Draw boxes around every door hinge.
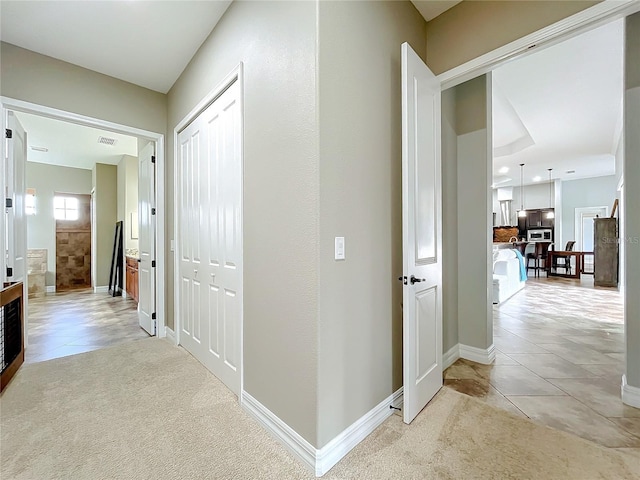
[5,198,12,208]
[152,312,157,320]
[151,207,156,215]
[6,267,13,277]
[5,129,12,139]
[151,155,156,164]
[151,260,156,267]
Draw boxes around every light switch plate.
[335,237,345,260]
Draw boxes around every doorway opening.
[2,97,166,364]
[443,17,629,451]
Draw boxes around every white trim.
[316,388,403,476]
[459,343,496,365]
[242,387,403,477]
[241,391,316,475]
[622,375,640,408]
[155,135,166,338]
[1,96,166,341]
[174,65,243,134]
[0,97,160,140]
[436,0,640,90]
[93,286,110,293]
[173,63,244,392]
[45,286,56,294]
[443,344,460,369]
[164,327,177,346]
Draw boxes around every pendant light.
[547,168,555,219]
[518,163,526,217]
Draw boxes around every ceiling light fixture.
[547,168,555,219]
[532,176,542,182]
[518,163,526,218]
[30,146,48,152]
[499,166,509,174]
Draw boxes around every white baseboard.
[622,375,640,408]
[93,286,109,293]
[45,286,56,293]
[316,387,403,476]
[242,387,404,477]
[165,327,177,345]
[443,344,460,369]
[241,391,316,474]
[459,343,496,365]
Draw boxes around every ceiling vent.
[97,136,117,146]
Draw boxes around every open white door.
[401,43,443,424]
[138,142,156,335]
[5,111,28,345]
[6,112,27,286]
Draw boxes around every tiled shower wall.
[56,193,91,290]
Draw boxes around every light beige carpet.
[1,338,638,479]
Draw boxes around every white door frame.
[172,63,244,397]
[575,205,609,253]
[437,0,640,90]
[0,96,167,339]
[430,0,639,365]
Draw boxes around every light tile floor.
[25,289,149,364]
[445,276,640,457]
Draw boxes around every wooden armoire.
[594,217,618,287]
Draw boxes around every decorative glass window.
[26,188,36,215]
[54,196,79,221]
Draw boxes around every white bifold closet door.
[177,81,242,396]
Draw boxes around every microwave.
[528,229,552,241]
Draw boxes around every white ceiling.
[492,19,624,188]
[15,112,138,170]
[0,0,232,93]
[1,1,624,183]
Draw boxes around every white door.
[177,81,242,395]
[5,111,28,345]
[138,142,156,335]
[401,43,443,424]
[6,112,27,286]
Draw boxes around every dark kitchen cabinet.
[517,209,555,238]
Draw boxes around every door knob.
[410,275,425,285]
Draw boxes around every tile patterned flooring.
[25,289,149,364]
[445,276,640,458]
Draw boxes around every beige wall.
[117,154,139,293]
[316,0,426,447]
[425,1,599,74]
[93,163,118,287]
[123,155,139,252]
[26,162,92,286]
[0,42,166,135]
[441,88,459,353]
[624,12,640,390]
[455,75,493,350]
[167,0,320,445]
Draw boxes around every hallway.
[445,277,640,458]
[25,289,149,364]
